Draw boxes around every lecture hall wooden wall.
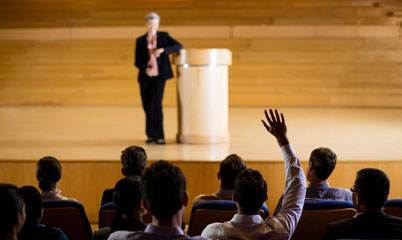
[0,0,402,107]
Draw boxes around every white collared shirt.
[201,144,307,240]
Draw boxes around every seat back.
[42,200,92,240]
[99,202,152,229]
[290,199,356,240]
[384,199,402,218]
[187,200,268,236]
[99,202,117,229]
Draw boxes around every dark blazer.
[324,211,402,239]
[100,188,114,207]
[135,31,182,81]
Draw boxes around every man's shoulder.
[21,225,68,240]
[306,186,352,201]
[201,222,224,239]
[192,193,225,205]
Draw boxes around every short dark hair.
[121,146,147,176]
[36,156,62,191]
[19,186,42,229]
[309,147,337,180]
[220,154,247,189]
[353,168,390,209]
[0,183,24,236]
[141,160,186,221]
[113,176,142,216]
[234,169,267,215]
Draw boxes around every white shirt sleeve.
[265,144,307,236]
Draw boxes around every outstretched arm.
[262,109,306,237]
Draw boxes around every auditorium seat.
[41,200,92,240]
[290,199,356,240]
[99,202,117,229]
[98,201,153,229]
[384,199,402,218]
[187,200,269,236]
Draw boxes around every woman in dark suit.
[135,12,182,145]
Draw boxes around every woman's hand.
[153,48,164,57]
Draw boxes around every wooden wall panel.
[1,37,401,107]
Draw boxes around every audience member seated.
[192,154,246,206]
[0,183,26,240]
[36,156,76,201]
[108,160,208,240]
[305,147,352,201]
[101,146,147,206]
[93,176,146,240]
[274,147,352,215]
[201,109,307,240]
[17,186,69,240]
[324,168,402,239]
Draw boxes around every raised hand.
[261,109,289,146]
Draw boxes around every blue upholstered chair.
[98,201,152,229]
[384,199,402,218]
[98,202,118,229]
[290,199,356,240]
[187,200,269,236]
[41,200,92,240]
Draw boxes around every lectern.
[175,49,232,144]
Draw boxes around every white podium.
[175,49,232,144]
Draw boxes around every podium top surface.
[174,49,232,66]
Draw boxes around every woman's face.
[146,19,159,35]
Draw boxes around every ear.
[232,193,237,203]
[357,193,365,206]
[183,192,189,207]
[217,171,221,180]
[142,198,150,211]
[264,193,268,202]
[121,168,125,176]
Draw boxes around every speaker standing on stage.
[135,12,182,145]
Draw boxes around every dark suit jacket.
[100,188,114,207]
[324,211,402,239]
[135,31,182,81]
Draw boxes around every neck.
[309,178,328,184]
[219,186,233,191]
[357,205,383,214]
[151,208,183,228]
[148,31,156,37]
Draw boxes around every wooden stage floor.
[1,105,402,162]
[1,105,402,223]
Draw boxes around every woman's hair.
[0,183,24,236]
[36,156,62,191]
[145,12,160,22]
[113,176,142,216]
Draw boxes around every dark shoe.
[145,138,155,143]
[155,139,166,145]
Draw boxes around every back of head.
[36,156,62,191]
[121,146,147,176]
[141,160,186,221]
[353,168,390,209]
[19,186,42,229]
[219,154,247,189]
[309,147,337,180]
[234,169,267,215]
[0,183,24,236]
[113,176,142,216]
